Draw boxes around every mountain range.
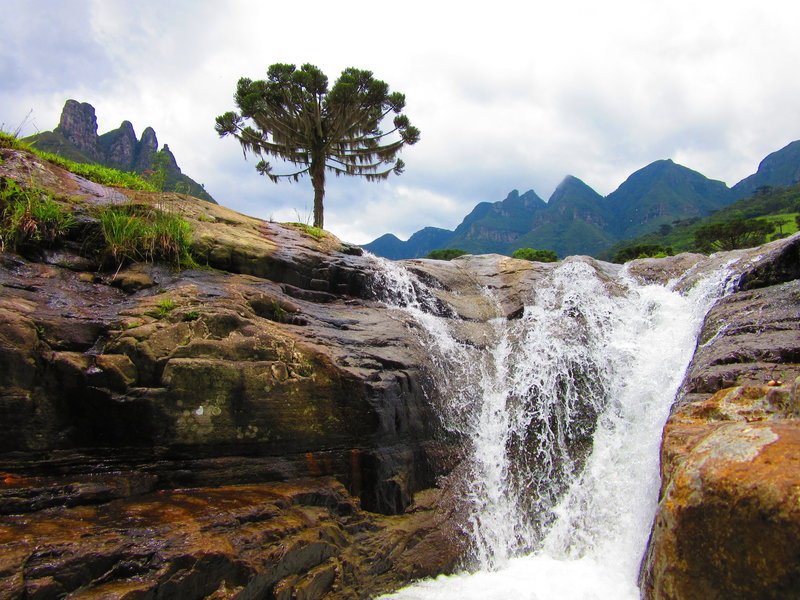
[24,100,216,203]
[364,140,800,259]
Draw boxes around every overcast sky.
[3,0,800,244]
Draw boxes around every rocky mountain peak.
[548,175,599,205]
[54,99,99,159]
[161,144,181,173]
[140,126,158,151]
[134,126,159,172]
[102,120,138,171]
[732,140,800,199]
[28,100,217,203]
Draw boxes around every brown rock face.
[0,150,469,597]
[54,99,100,160]
[103,120,139,171]
[0,224,445,517]
[640,259,800,599]
[4,147,800,598]
[0,478,463,599]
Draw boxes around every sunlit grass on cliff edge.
[0,130,157,192]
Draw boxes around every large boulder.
[640,236,800,600]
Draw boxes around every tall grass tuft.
[0,177,75,251]
[98,204,195,269]
[100,207,149,264]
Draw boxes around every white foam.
[374,258,731,599]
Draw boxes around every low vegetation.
[1,131,156,191]
[693,219,774,252]
[2,132,196,270]
[511,248,558,262]
[606,183,800,262]
[99,203,194,269]
[425,248,468,260]
[285,222,327,239]
[145,298,177,319]
[613,244,673,263]
[0,177,76,252]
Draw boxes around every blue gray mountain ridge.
[363,140,800,259]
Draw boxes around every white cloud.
[3,0,800,244]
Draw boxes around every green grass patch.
[0,131,156,191]
[145,298,177,319]
[0,131,20,149]
[761,213,799,239]
[0,177,76,251]
[285,222,327,239]
[99,203,195,269]
[37,150,157,191]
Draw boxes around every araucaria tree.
[215,63,420,229]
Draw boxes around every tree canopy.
[215,63,420,229]
[425,248,468,260]
[693,218,775,252]
[511,248,558,262]
[613,243,673,263]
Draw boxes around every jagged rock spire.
[54,99,100,159]
[104,120,138,171]
[134,127,159,171]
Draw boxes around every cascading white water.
[373,256,732,600]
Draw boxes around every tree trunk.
[310,159,325,229]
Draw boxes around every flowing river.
[374,257,732,600]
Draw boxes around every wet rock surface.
[0,478,464,600]
[0,150,468,598]
[0,241,448,513]
[3,149,800,599]
[640,236,800,600]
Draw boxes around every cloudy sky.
[3,0,800,244]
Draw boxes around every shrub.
[613,244,674,263]
[512,248,558,262]
[693,219,774,252]
[425,248,468,260]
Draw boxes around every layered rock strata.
[0,148,467,598]
[2,144,800,599]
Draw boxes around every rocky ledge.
[639,238,800,599]
[0,148,469,599]
[2,145,800,599]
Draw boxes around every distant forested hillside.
[363,140,800,260]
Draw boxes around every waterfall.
[373,256,732,600]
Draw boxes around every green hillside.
[601,183,800,261]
